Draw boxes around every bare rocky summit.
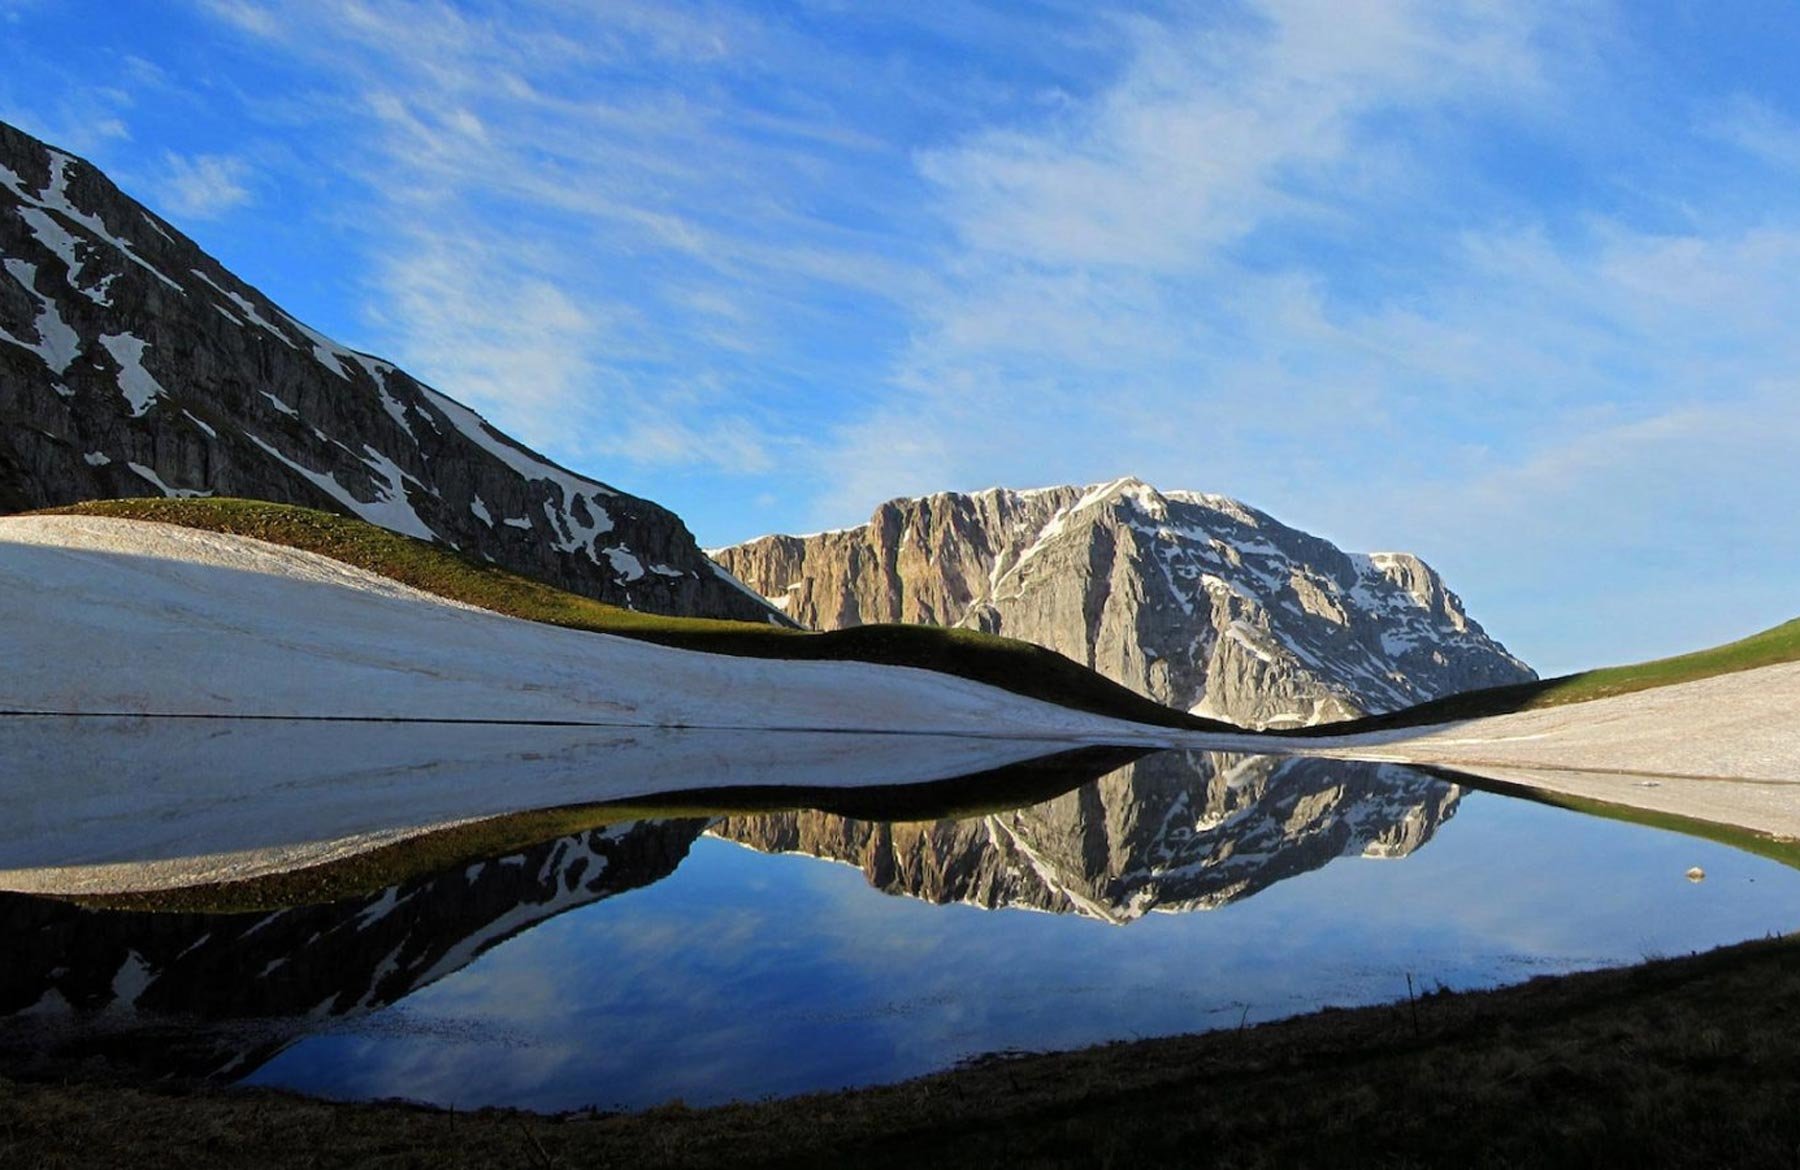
[713,478,1533,727]
[0,120,777,622]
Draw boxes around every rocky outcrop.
[713,479,1533,727]
[0,120,778,622]
[712,754,1460,922]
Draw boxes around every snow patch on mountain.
[97,333,165,416]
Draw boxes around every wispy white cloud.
[194,0,925,480]
[170,0,1800,667]
[822,0,1570,508]
[0,88,132,157]
[918,1,1549,271]
[154,151,254,219]
[1706,93,1800,172]
[797,1,1800,668]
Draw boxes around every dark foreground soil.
[5,933,1800,1169]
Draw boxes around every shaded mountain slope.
[0,119,774,621]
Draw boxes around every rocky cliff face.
[0,818,707,1079]
[0,120,778,622]
[713,479,1533,727]
[712,755,1459,922]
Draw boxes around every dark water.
[2,748,1795,1112]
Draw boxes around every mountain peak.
[713,481,1532,728]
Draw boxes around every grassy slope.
[35,498,1232,734]
[1300,615,1800,735]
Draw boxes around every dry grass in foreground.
[4,931,1800,1168]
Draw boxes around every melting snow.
[10,204,113,305]
[0,516,1217,893]
[420,388,619,556]
[1,259,81,373]
[189,269,295,347]
[8,152,184,293]
[280,310,352,380]
[127,463,212,498]
[605,547,646,581]
[108,950,154,1011]
[353,355,414,433]
[98,333,167,416]
[422,388,611,497]
[140,212,176,244]
[247,435,429,540]
[259,391,299,418]
[355,447,437,541]
[1224,621,1278,665]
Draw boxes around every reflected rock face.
[712,756,1459,923]
[0,818,705,1077]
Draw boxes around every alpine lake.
[3,730,1797,1115]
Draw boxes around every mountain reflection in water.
[2,745,1795,1113]
[713,753,1458,922]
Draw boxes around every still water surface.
[4,748,1795,1111]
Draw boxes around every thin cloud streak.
[155,151,254,219]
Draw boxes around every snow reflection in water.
[2,742,1796,1112]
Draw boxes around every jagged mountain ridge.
[0,120,777,621]
[712,754,1460,923]
[713,478,1534,727]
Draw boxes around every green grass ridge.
[1302,614,1800,734]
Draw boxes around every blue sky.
[3,0,1797,673]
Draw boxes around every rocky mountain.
[0,120,777,621]
[0,818,707,1080]
[712,754,1460,923]
[713,478,1533,727]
